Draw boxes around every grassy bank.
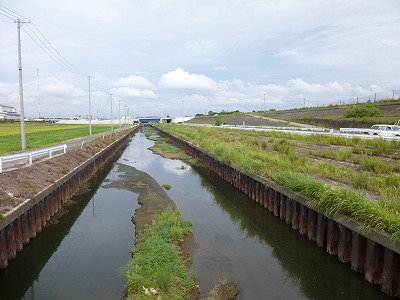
[156,124,400,241]
[0,123,113,154]
[124,207,196,300]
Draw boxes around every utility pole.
[37,68,40,118]
[393,90,395,99]
[88,76,92,135]
[181,100,184,124]
[118,100,121,128]
[110,93,113,132]
[127,107,130,124]
[15,18,30,150]
[304,98,306,108]
[263,93,266,112]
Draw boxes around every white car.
[368,124,400,136]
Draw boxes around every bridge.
[137,117,172,123]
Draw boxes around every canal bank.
[155,126,400,297]
[0,126,393,299]
[0,126,138,269]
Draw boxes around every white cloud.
[114,75,155,90]
[159,68,218,91]
[110,87,157,99]
[131,50,149,60]
[1,0,399,117]
[274,50,304,59]
[214,66,227,71]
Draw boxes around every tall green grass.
[157,124,400,241]
[124,208,195,300]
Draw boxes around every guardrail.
[339,128,370,134]
[0,144,67,173]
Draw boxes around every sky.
[0,0,399,119]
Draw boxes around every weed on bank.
[124,208,195,300]
[156,124,400,241]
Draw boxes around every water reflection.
[0,161,139,300]
[0,164,113,300]
[193,165,390,300]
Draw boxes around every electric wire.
[21,26,85,77]
[91,77,109,96]
[1,4,87,78]
[29,22,86,77]
[0,4,30,21]
[0,10,15,20]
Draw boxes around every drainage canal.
[0,127,392,299]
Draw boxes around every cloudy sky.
[0,0,399,119]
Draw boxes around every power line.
[0,10,15,20]
[91,77,109,95]
[0,4,30,21]
[21,26,85,77]
[1,4,87,78]
[29,22,86,77]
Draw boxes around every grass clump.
[204,279,239,300]
[162,184,172,190]
[124,207,195,300]
[152,143,181,153]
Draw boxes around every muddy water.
[0,127,391,299]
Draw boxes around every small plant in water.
[162,184,172,190]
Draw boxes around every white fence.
[0,144,67,173]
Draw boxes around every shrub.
[342,106,381,118]
[215,119,228,126]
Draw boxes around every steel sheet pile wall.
[0,127,138,269]
[157,128,400,297]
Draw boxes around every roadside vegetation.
[156,124,400,241]
[124,207,196,300]
[254,99,400,128]
[0,123,115,154]
[215,119,228,126]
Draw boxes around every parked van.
[368,124,400,136]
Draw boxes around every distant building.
[0,104,20,121]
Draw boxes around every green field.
[0,122,112,155]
